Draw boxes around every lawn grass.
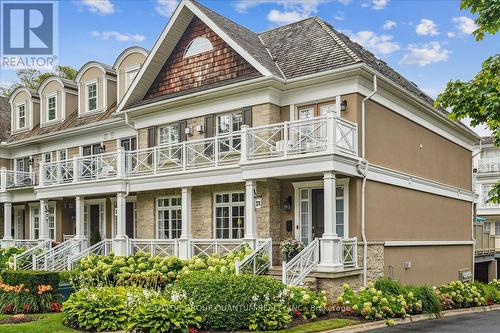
[0,313,78,333]
[261,318,359,333]
[0,313,358,333]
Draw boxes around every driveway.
[367,310,500,332]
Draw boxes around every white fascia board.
[384,240,474,246]
[35,180,127,199]
[367,163,474,202]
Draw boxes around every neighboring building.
[473,136,500,282]
[0,0,478,292]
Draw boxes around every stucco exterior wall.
[117,52,147,102]
[78,67,105,114]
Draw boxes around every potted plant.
[280,239,305,261]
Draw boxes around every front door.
[311,189,324,239]
[89,205,100,244]
[125,202,135,238]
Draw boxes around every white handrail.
[341,237,358,268]
[13,240,52,270]
[5,170,35,188]
[68,239,113,269]
[282,238,319,286]
[189,239,246,257]
[129,238,177,257]
[235,238,272,275]
[34,239,86,271]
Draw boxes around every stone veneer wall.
[357,242,385,283]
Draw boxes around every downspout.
[360,75,377,286]
[471,139,483,281]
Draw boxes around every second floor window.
[482,185,493,205]
[47,96,56,121]
[87,83,97,112]
[158,124,180,160]
[217,111,242,151]
[17,104,26,129]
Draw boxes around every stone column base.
[112,238,128,256]
[177,238,190,259]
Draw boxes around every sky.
[1,0,498,136]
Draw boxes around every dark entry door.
[89,204,100,243]
[125,202,134,238]
[311,189,324,239]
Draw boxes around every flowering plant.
[280,239,305,256]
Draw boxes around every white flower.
[252,295,259,302]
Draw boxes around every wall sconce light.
[283,196,292,211]
[28,158,34,166]
[100,143,106,153]
[340,100,348,112]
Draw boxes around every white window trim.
[183,37,213,58]
[85,80,98,113]
[15,102,27,130]
[28,202,56,240]
[124,64,141,91]
[57,148,68,161]
[46,92,57,123]
[213,191,245,239]
[156,196,182,239]
[292,178,349,243]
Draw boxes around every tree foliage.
[461,0,500,41]
[435,55,500,142]
[0,65,78,97]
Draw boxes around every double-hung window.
[217,111,242,152]
[87,83,97,112]
[47,95,56,121]
[156,197,182,239]
[214,192,245,239]
[495,221,500,236]
[482,184,493,206]
[158,124,180,160]
[125,66,140,90]
[17,104,26,129]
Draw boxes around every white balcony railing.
[0,169,35,190]
[38,115,358,186]
[476,157,500,173]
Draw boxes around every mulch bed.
[0,314,41,325]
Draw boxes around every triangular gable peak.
[118,0,273,111]
[144,16,260,102]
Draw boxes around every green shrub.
[63,286,159,331]
[286,286,329,319]
[174,271,287,330]
[0,247,25,270]
[0,270,60,294]
[436,281,486,309]
[407,285,441,314]
[375,279,405,295]
[248,302,292,331]
[128,296,202,333]
[70,248,252,290]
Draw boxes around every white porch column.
[244,180,257,244]
[317,172,342,271]
[112,192,128,256]
[39,199,50,241]
[2,202,13,247]
[74,196,85,239]
[178,187,192,259]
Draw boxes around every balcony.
[475,157,500,173]
[0,169,36,191]
[473,223,495,257]
[39,114,358,187]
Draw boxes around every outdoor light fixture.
[283,196,292,211]
[340,100,348,112]
[100,143,106,153]
[27,157,34,166]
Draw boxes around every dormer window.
[86,82,97,112]
[183,37,213,58]
[47,95,56,121]
[125,65,140,91]
[16,104,26,129]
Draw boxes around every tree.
[435,0,500,202]
[0,65,78,97]
[461,0,500,41]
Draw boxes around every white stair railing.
[13,239,40,249]
[13,240,52,270]
[129,239,177,257]
[33,239,86,271]
[235,238,272,275]
[282,238,319,286]
[189,239,247,257]
[68,239,113,270]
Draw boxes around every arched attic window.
[183,37,213,58]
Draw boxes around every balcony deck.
[38,114,358,188]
